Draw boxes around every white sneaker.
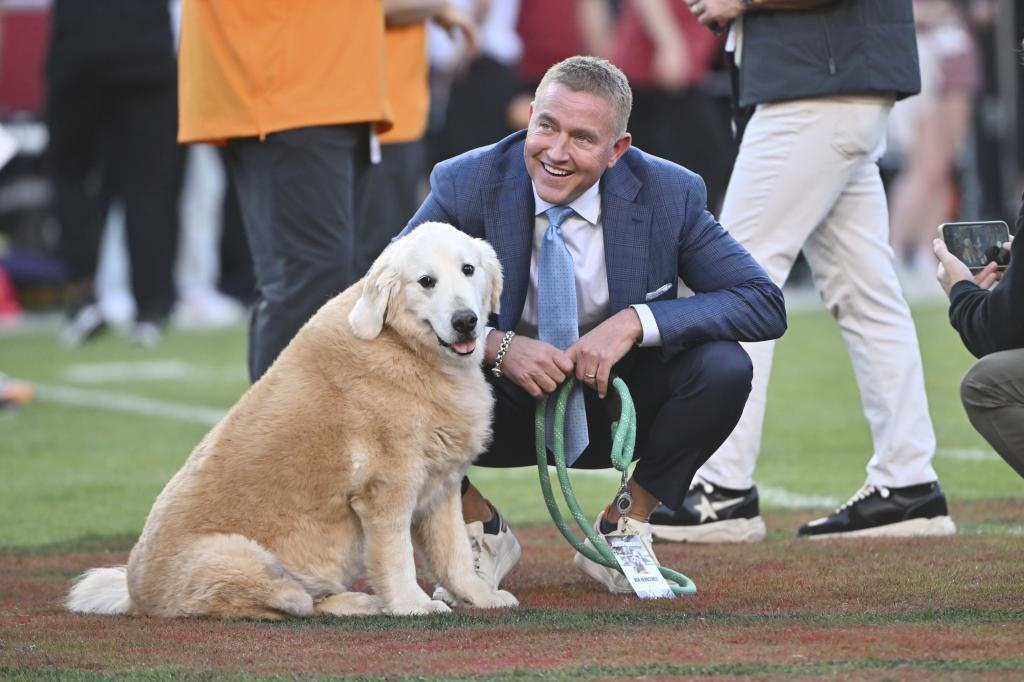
[433,507,521,604]
[128,321,163,347]
[573,512,659,594]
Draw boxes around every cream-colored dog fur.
[67,222,517,619]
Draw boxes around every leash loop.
[535,376,697,596]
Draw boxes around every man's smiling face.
[524,82,631,206]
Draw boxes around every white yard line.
[58,359,243,384]
[33,382,225,426]
[471,467,841,510]
[758,486,839,510]
[936,447,1000,462]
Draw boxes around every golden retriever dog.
[67,222,518,619]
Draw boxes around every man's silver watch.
[740,0,755,8]
[490,330,515,379]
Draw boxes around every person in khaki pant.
[650,0,956,542]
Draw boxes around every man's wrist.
[626,307,643,344]
[484,327,499,363]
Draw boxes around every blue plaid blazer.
[399,131,786,357]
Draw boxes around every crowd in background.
[0,0,1020,342]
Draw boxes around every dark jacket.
[738,0,920,107]
[948,198,1024,358]
[401,131,787,358]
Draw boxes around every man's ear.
[349,250,401,340]
[607,132,632,168]
[478,239,503,317]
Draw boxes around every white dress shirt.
[509,181,662,346]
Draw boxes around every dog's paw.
[421,598,453,614]
[315,592,383,617]
[467,589,518,609]
[384,599,452,616]
[431,585,459,608]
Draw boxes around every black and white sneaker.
[797,482,956,539]
[58,303,107,348]
[649,475,767,543]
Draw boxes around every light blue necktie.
[538,205,589,464]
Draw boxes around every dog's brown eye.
[462,264,475,276]
[418,275,436,289]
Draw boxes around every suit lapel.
[601,161,651,313]
[483,171,534,329]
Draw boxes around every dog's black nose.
[451,309,477,334]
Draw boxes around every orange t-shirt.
[380,22,428,144]
[178,0,393,144]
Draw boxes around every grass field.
[1,302,1022,679]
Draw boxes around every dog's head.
[348,222,503,362]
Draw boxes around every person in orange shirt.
[178,1,393,382]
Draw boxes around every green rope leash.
[535,376,696,596]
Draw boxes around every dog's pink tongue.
[452,339,476,354]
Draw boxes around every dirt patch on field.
[1,502,1022,679]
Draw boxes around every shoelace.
[469,533,495,574]
[835,483,890,513]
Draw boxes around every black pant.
[46,0,181,321]
[355,139,426,276]
[226,124,371,382]
[217,148,255,305]
[628,87,735,214]
[478,340,753,509]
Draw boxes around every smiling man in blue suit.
[398,56,786,595]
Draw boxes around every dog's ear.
[478,239,503,316]
[349,251,401,340]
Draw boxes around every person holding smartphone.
[933,199,1024,478]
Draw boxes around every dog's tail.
[66,566,133,614]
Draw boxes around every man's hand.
[973,260,1004,290]
[500,335,575,399]
[934,238,1010,296]
[688,0,839,27]
[568,308,643,399]
[687,0,746,28]
[433,3,478,54]
[933,237,979,296]
[652,39,691,88]
[974,238,1012,289]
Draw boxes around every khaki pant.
[699,95,937,490]
[961,349,1024,479]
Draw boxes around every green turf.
[1,304,1021,546]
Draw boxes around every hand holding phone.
[938,221,1011,273]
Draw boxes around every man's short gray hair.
[536,56,633,137]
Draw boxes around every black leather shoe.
[649,476,766,543]
[797,482,956,539]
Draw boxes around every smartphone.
[938,220,1011,273]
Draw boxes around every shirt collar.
[531,179,601,226]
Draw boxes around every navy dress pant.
[476,340,753,509]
